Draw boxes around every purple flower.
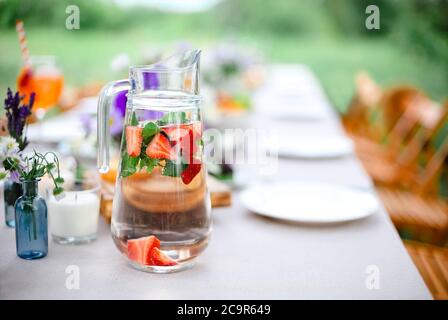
[79,113,93,137]
[114,90,127,117]
[9,170,20,184]
[110,104,124,137]
[4,88,34,150]
[143,72,159,90]
[175,41,193,54]
[143,110,164,120]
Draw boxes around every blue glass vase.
[4,179,23,228]
[14,180,48,260]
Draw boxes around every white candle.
[49,191,100,238]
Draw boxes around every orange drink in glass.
[17,56,63,115]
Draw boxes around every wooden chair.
[344,73,428,163]
[343,72,382,138]
[353,86,429,163]
[404,240,448,300]
[374,102,448,244]
[360,99,446,189]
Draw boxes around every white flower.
[0,137,20,159]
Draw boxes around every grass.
[0,26,446,113]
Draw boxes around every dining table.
[0,64,431,299]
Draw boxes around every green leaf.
[139,156,159,173]
[157,112,187,126]
[53,186,64,196]
[142,122,159,142]
[54,177,65,185]
[131,112,139,126]
[146,159,159,173]
[120,153,139,177]
[162,159,187,177]
[0,171,8,180]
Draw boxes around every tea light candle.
[49,190,100,243]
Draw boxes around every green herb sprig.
[6,150,65,196]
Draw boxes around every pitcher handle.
[97,79,130,173]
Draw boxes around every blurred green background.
[0,0,447,113]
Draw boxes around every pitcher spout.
[130,49,201,95]
[162,48,201,71]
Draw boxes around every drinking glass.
[17,55,64,120]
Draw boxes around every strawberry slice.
[164,123,202,144]
[191,122,202,141]
[146,133,176,160]
[186,122,202,163]
[181,163,202,185]
[163,123,201,163]
[164,126,190,146]
[127,239,144,264]
[180,128,195,163]
[127,235,161,265]
[126,126,143,157]
[143,236,161,265]
[150,247,178,266]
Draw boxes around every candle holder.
[48,176,100,245]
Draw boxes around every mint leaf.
[157,112,187,126]
[131,112,139,126]
[162,159,187,177]
[121,153,139,177]
[145,157,159,173]
[142,122,159,142]
[138,154,159,173]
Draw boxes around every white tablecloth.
[0,65,431,299]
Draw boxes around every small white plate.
[272,136,354,159]
[254,95,328,121]
[240,181,378,223]
[28,116,85,143]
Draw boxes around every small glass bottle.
[4,179,23,228]
[15,179,48,260]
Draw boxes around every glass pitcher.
[97,49,211,273]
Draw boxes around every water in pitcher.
[111,91,211,271]
[97,49,210,272]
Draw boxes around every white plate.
[28,116,85,143]
[240,181,378,223]
[272,136,354,159]
[253,94,328,121]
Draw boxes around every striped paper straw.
[15,19,31,68]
